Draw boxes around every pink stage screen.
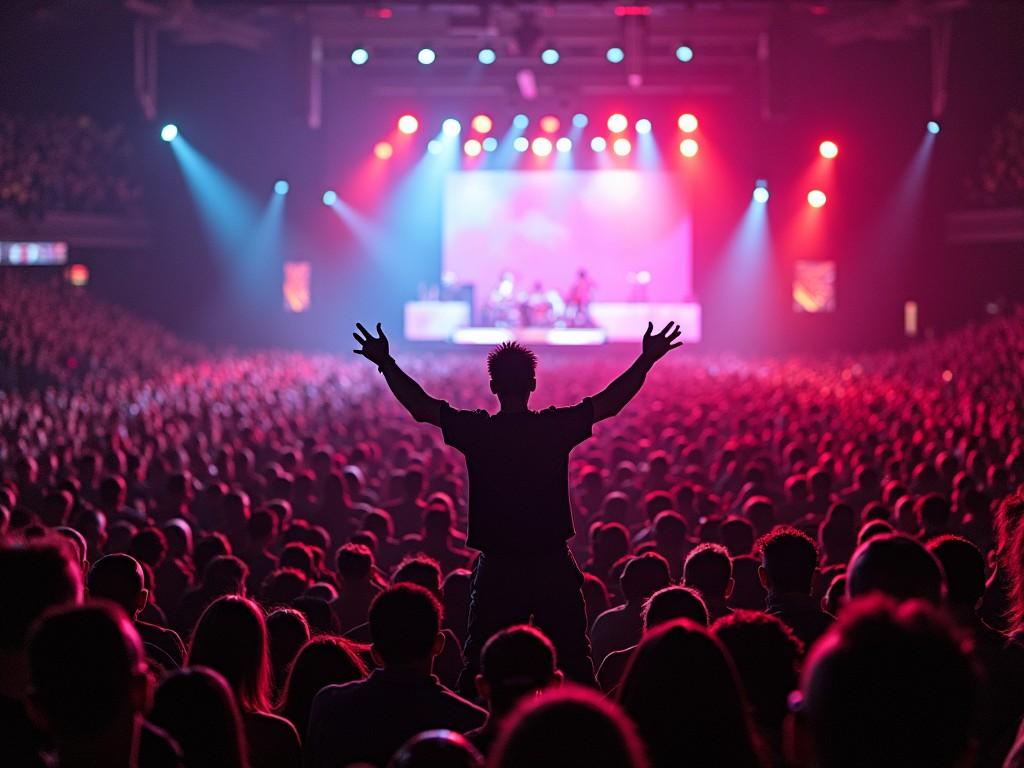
[443,171,693,315]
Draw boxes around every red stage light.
[540,115,561,133]
[374,141,394,160]
[464,139,482,157]
[614,5,652,16]
[679,138,699,157]
[397,115,419,134]
[819,140,838,159]
[677,113,698,133]
[607,113,628,133]
[612,137,632,156]
[471,114,493,134]
[532,137,553,157]
[807,189,827,208]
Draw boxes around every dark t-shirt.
[440,398,594,555]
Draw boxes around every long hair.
[151,666,249,768]
[277,636,367,734]
[188,595,272,713]
[618,620,766,768]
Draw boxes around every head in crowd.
[27,603,148,764]
[757,526,819,596]
[618,620,764,768]
[487,342,538,404]
[794,596,978,768]
[846,533,945,603]
[188,595,273,713]
[477,625,562,716]
[492,685,648,768]
[642,585,709,629]
[926,535,986,615]
[369,584,445,670]
[266,607,311,692]
[278,636,368,734]
[683,543,734,604]
[150,666,248,768]
[388,729,483,768]
[87,553,148,618]
[336,543,375,584]
[621,552,672,606]
[0,539,83,655]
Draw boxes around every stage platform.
[404,301,702,344]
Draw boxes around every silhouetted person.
[757,526,834,649]
[26,602,182,768]
[490,685,649,768]
[352,321,683,693]
[188,596,300,768]
[683,542,734,621]
[790,596,978,768]
[618,620,765,768]
[277,636,367,737]
[330,542,381,634]
[466,624,563,756]
[305,584,486,768]
[590,552,671,667]
[388,729,483,768]
[88,553,186,670]
[845,533,945,603]
[150,666,248,768]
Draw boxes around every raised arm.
[591,322,682,422]
[353,323,443,426]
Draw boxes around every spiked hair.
[487,341,538,395]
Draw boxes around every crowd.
[0,112,144,219]
[967,108,1024,208]
[2,274,1024,767]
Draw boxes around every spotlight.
[675,45,694,62]
[612,137,632,156]
[478,48,496,65]
[679,138,699,157]
[927,120,940,135]
[322,190,338,206]
[753,181,769,204]
[471,114,493,134]
[677,113,698,133]
[482,137,498,152]
[513,114,530,130]
[397,115,419,134]
[591,137,607,153]
[532,137,553,157]
[540,48,560,65]
[635,118,652,135]
[807,189,827,208]
[572,113,589,128]
[442,118,461,136]
[274,180,289,195]
[427,139,443,155]
[606,47,625,64]
[374,141,394,160]
[540,115,561,133]
[417,47,436,65]
[556,137,573,153]
[351,48,369,65]
[607,113,628,133]
[513,136,530,152]
[819,140,839,159]
[464,139,483,157]
[160,124,178,142]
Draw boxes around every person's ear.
[758,565,769,589]
[432,631,445,658]
[724,577,735,600]
[137,588,149,615]
[475,675,490,702]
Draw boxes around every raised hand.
[641,321,683,362]
[353,322,391,366]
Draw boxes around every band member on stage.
[565,269,596,327]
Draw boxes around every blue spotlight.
[478,48,496,65]
[572,113,589,128]
[160,124,178,142]
[513,113,530,130]
[540,48,560,65]
[322,190,338,206]
[927,120,940,135]
[418,47,436,65]
[675,45,694,62]
[442,118,461,136]
[273,180,289,195]
[556,137,573,153]
[753,181,769,204]
[590,136,607,153]
[512,136,529,153]
[427,139,443,155]
[482,136,498,152]
[635,118,652,135]
[351,48,369,65]
[606,47,625,64]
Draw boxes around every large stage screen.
[443,170,693,311]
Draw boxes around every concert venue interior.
[1,2,1024,768]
